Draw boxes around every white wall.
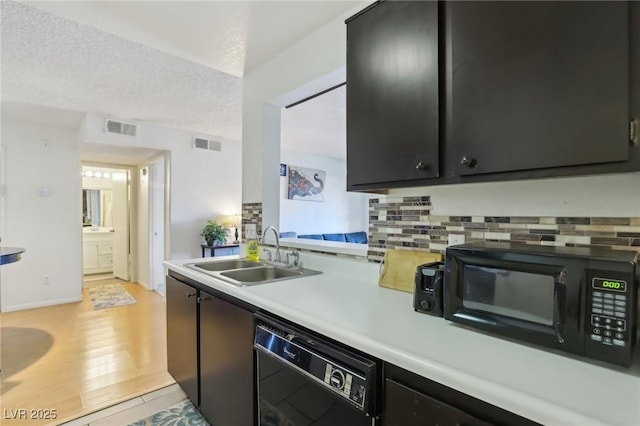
[241,2,370,220]
[280,151,369,234]
[82,175,113,190]
[391,172,640,217]
[1,118,83,312]
[80,112,243,261]
[0,111,241,311]
[0,146,6,309]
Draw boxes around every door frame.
[81,162,135,281]
[111,168,131,281]
[147,154,168,292]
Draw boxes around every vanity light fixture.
[82,168,116,179]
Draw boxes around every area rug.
[128,400,209,426]
[86,283,137,310]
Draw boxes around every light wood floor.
[0,279,175,426]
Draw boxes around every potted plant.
[201,219,228,246]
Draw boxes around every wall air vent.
[193,137,222,152]
[105,119,137,137]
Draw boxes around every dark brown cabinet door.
[384,379,491,426]
[199,292,254,426]
[166,276,199,406]
[346,0,439,189]
[448,1,630,176]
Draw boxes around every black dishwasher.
[254,313,379,426]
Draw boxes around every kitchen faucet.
[262,226,282,263]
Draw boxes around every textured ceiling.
[21,1,361,77]
[1,1,361,145]
[1,1,243,140]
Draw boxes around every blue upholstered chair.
[345,232,368,244]
[323,233,347,242]
[298,234,324,240]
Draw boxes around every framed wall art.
[287,165,326,201]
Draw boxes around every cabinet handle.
[460,155,477,168]
[197,295,210,303]
[415,161,426,170]
[186,292,196,299]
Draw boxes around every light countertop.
[165,253,640,426]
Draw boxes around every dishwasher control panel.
[254,313,378,414]
[324,364,367,407]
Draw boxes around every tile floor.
[60,384,187,426]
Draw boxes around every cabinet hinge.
[631,118,639,145]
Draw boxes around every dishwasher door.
[254,314,378,426]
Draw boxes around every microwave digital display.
[592,277,627,292]
[462,265,555,325]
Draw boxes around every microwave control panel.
[588,276,631,350]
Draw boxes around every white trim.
[3,296,83,312]
[148,156,165,291]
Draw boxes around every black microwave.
[444,242,639,366]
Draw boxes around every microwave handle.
[553,279,567,344]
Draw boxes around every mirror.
[83,189,113,227]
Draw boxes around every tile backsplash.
[242,202,263,240]
[368,196,640,263]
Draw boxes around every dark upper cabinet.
[345,1,638,191]
[346,0,439,189]
[447,1,630,176]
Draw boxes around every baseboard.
[3,295,83,312]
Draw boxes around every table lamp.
[220,214,241,244]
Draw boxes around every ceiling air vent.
[193,137,222,152]
[105,119,137,137]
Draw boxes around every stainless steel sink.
[220,266,303,282]
[184,258,321,286]
[190,259,265,272]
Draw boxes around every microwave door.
[448,260,580,353]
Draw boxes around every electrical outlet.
[448,234,466,246]
[43,275,51,285]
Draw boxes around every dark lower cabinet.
[166,274,255,426]
[384,379,490,426]
[382,363,539,426]
[166,276,199,406]
[199,290,254,425]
